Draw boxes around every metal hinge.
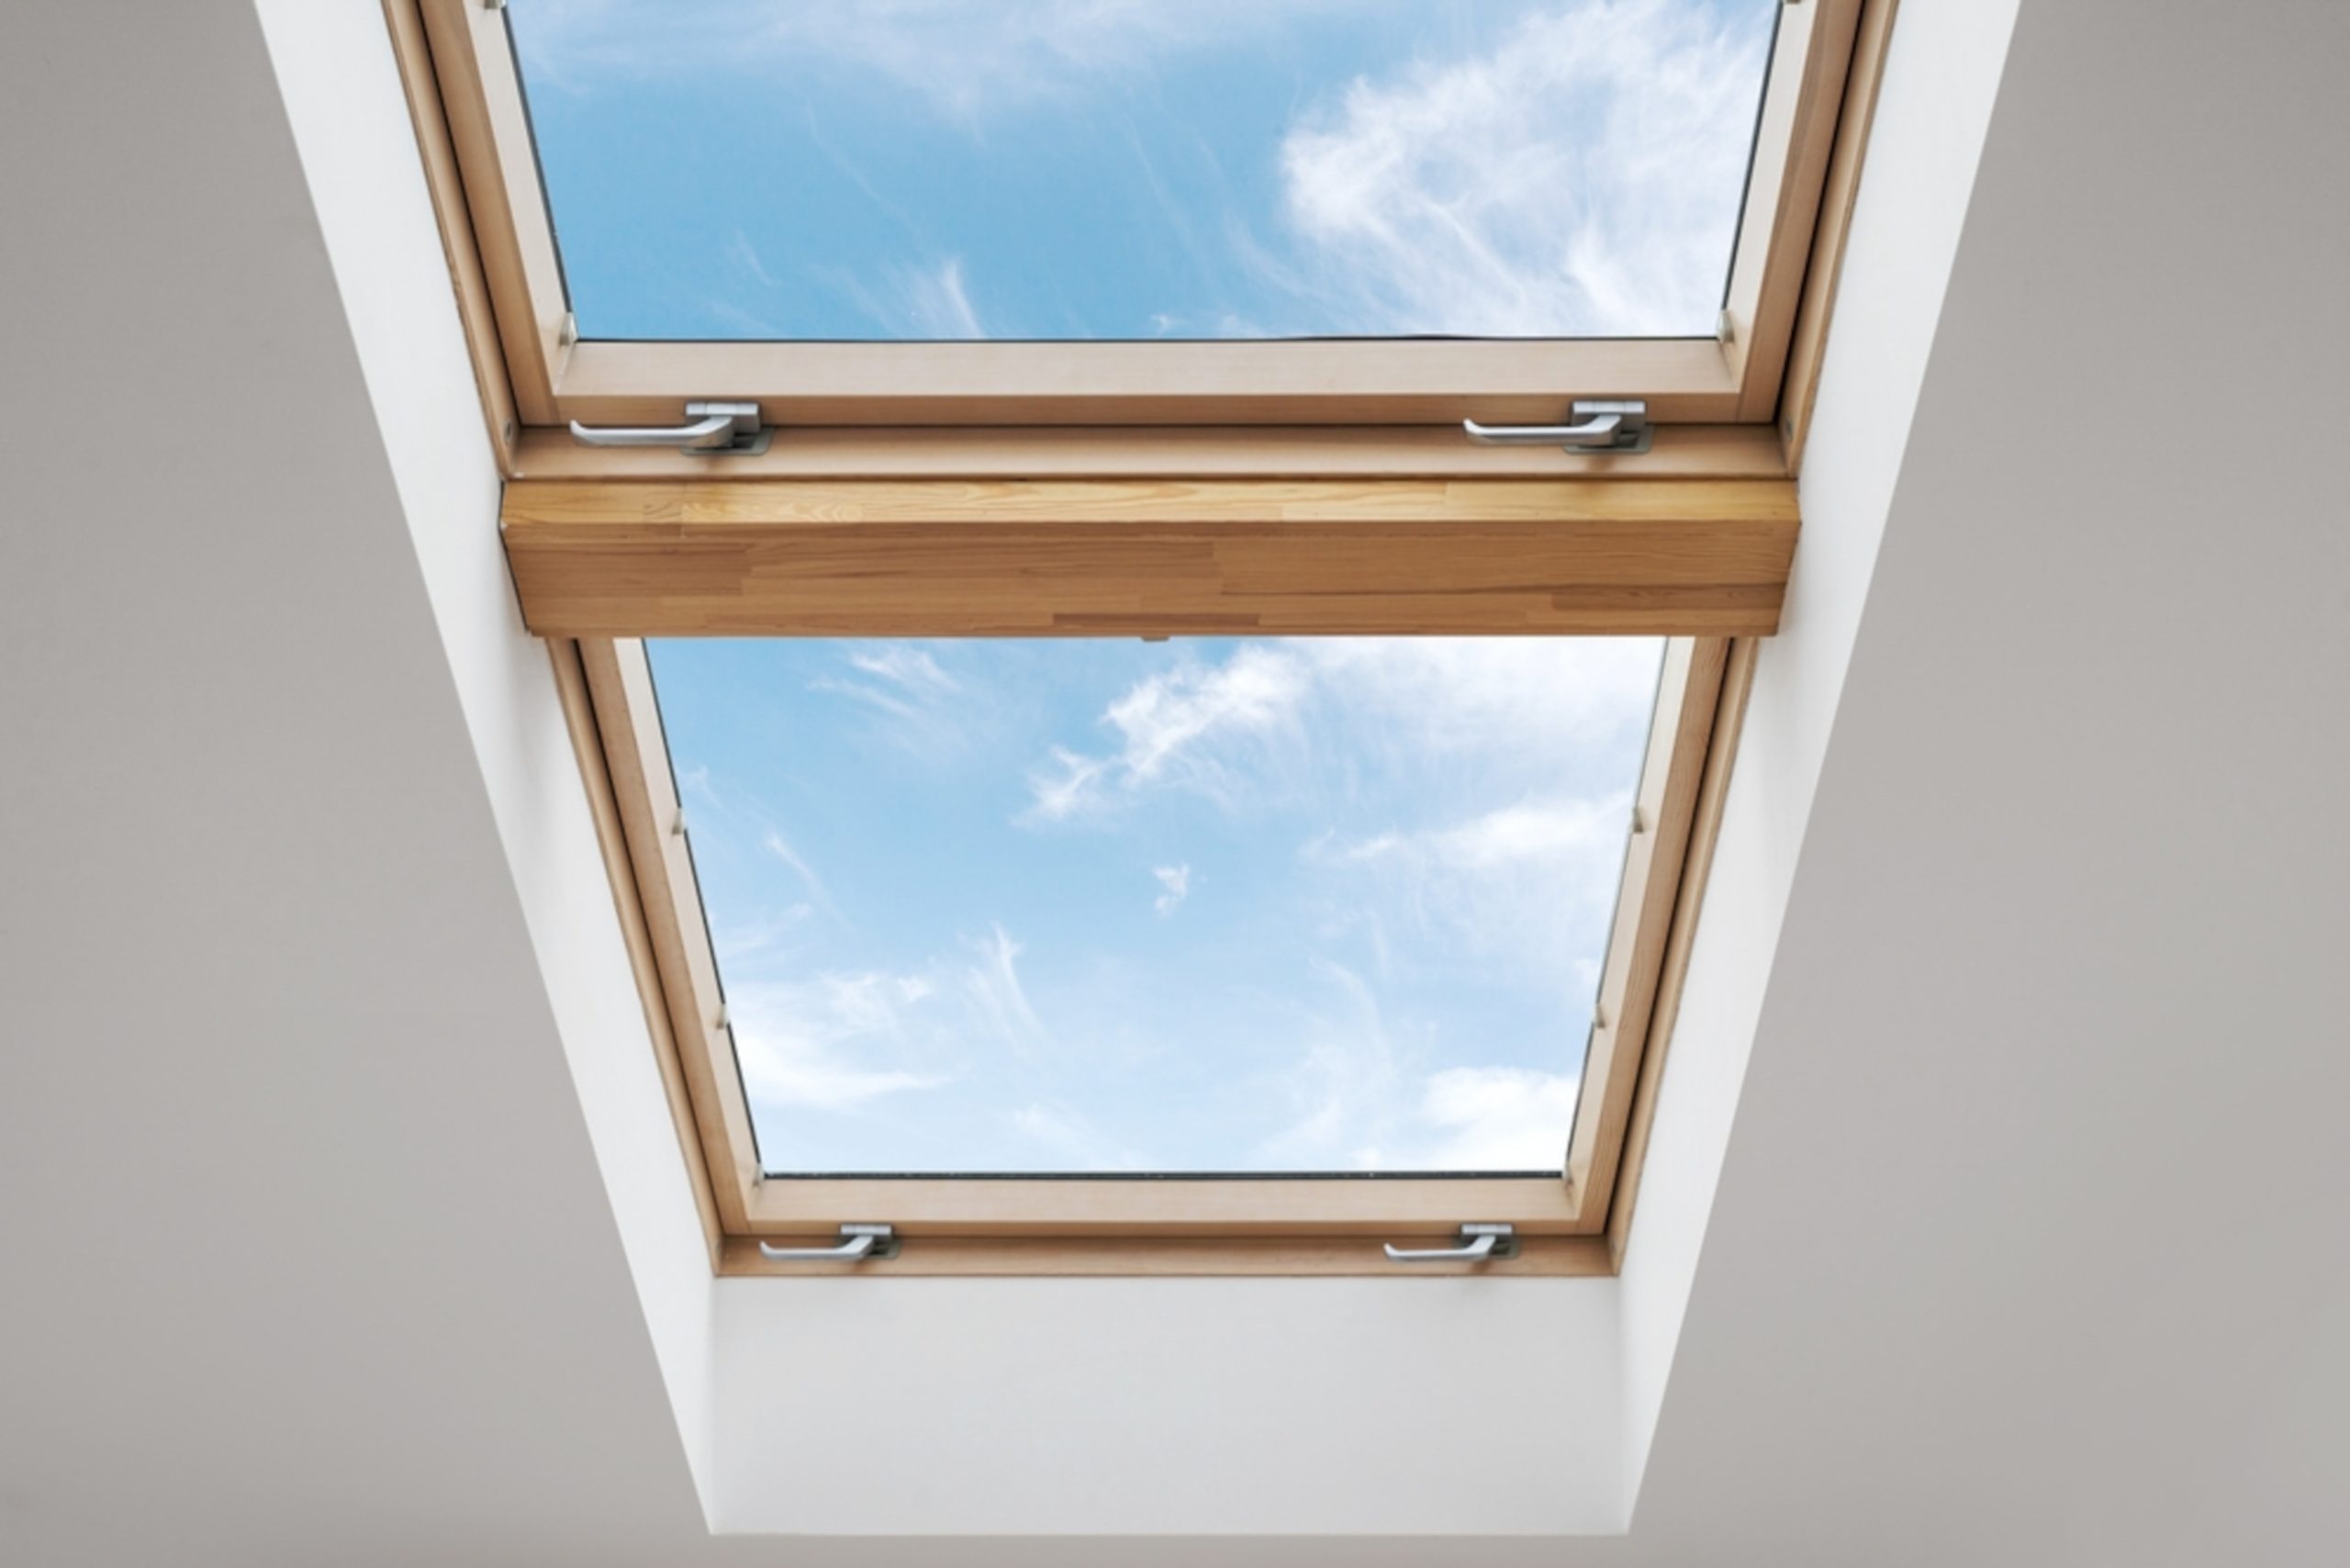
[568,401,773,455]
[1462,399,1651,454]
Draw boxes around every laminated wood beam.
[501,476,1798,639]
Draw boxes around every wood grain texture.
[743,1175,1583,1238]
[1562,639,1729,1228]
[720,1234,1612,1278]
[1781,0,1902,468]
[502,478,1798,638]
[1725,0,1867,420]
[1608,637,1760,1270]
[381,0,518,471]
[576,639,763,1232]
[551,337,1744,429]
[557,629,1741,1270]
[547,640,722,1265]
[400,0,1872,440]
[416,0,568,424]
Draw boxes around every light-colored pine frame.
[498,476,1801,640]
[554,633,1735,1276]
[387,0,1898,1273]
[413,0,1863,441]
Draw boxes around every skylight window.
[393,0,1886,1270]
[650,636,1662,1175]
[503,0,1781,343]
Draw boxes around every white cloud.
[724,229,780,290]
[1301,637,1662,760]
[850,645,959,695]
[813,644,959,720]
[1431,797,1628,870]
[726,974,951,1114]
[963,924,1047,1053]
[759,827,841,922]
[811,642,992,757]
[1152,864,1193,916]
[1315,791,1635,991]
[1256,963,1580,1171]
[1416,1067,1579,1170]
[1258,960,1404,1166]
[807,254,998,340]
[1271,0,1773,335]
[515,2,1770,341]
[1026,644,1313,820]
[1025,637,1658,823]
[896,258,986,340]
[710,903,814,965]
[726,921,1051,1120]
[1334,796,1628,870]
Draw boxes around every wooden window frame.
[412,0,1863,437]
[385,0,1900,1272]
[557,632,1750,1277]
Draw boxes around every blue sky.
[502,3,1729,1172]
[507,0,1777,341]
[650,638,1662,1173]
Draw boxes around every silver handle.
[1383,1222,1518,1263]
[757,1223,899,1263]
[568,400,767,454]
[1463,398,1649,453]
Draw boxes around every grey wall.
[1614,2,2350,1561]
[3,1,2345,1563]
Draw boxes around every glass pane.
[506,1,1779,342]
[647,637,1663,1174]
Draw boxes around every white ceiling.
[4,2,2346,1563]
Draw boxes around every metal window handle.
[1383,1222,1518,1263]
[1463,399,1650,454]
[757,1223,900,1263]
[568,400,771,454]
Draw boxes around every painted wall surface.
[1615,0,2022,1496]
[5,1,2344,1563]
[252,0,725,1508]
[0,5,714,1562]
[250,0,1637,1540]
[711,1276,1618,1536]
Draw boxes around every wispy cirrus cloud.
[1254,962,1576,1172]
[1025,638,1657,823]
[1314,792,1634,993]
[811,642,1000,756]
[759,827,839,920]
[726,970,952,1115]
[1335,795,1629,874]
[1026,644,1312,820]
[649,622,1659,1172]
[964,923,1048,1054]
[1270,0,1774,335]
[727,921,1049,1123]
[515,0,1771,342]
[813,644,961,721]
[891,258,987,339]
